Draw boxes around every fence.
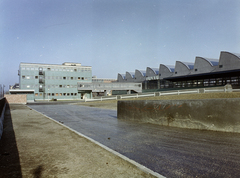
[85,86,239,102]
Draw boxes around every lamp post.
[48,88,49,102]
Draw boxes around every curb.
[27,105,165,178]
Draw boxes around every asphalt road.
[29,104,240,177]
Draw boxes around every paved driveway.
[29,104,240,177]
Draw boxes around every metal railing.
[84,86,237,102]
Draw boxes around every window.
[71,93,73,96]
[67,93,70,96]
[22,75,25,79]
[59,93,62,96]
[63,93,66,96]
[63,77,66,80]
[56,93,58,96]
[74,69,77,72]
[195,69,198,71]
[35,76,38,79]
[39,93,42,96]
[78,77,81,80]
[82,77,84,80]
[35,93,38,96]
[52,93,54,96]
[59,85,62,88]
[47,68,51,70]
[71,77,73,80]
[175,72,177,74]
[219,65,223,68]
[74,93,77,96]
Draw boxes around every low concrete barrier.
[117,99,240,133]
[0,97,6,139]
[5,94,27,104]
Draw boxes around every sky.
[1,0,240,90]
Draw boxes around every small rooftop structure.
[62,62,82,66]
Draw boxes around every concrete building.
[192,57,219,74]
[125,72,135,82]
[135,69,146,83]
[159,64,175,79]
[117,51,240,90]
[10,62,92,101]
[117,74,126,82]
[173,61,194,77]
[146,67,159,80]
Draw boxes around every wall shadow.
[0,103,22,178]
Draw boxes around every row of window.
[35,93,78,96]
[143,76,240,89]
[22,85,78,88]
[21,67,91,72]
[22,75,89,80]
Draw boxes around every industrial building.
[117,51,240,90]
[10,62,92,101]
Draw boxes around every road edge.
[27,105,165,178]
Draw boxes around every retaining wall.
[0,97,6,139]
[117,99,240,133]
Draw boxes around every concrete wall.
[5,94,27,104]
[135,70,146,83]
[117,74,126,82]
[216,51,240,71]
[173,61,194,77]
[125,72,135,82]
[192,57,216,74]
[159,64,174,79]
[117,98,240,133]
[0,97,6,139]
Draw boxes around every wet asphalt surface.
[29,104,240,177]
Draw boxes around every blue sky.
[1,0,240,89]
